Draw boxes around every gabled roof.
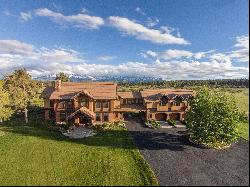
[117,91,142,99]
[141,89,194,102]
[67,106,95,119]
[42,82,117,100]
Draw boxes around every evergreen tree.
[55,72,69,82]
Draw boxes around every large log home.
[41,80,194,125]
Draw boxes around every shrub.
[186,87,240,148]
[167,119,176,127]
[146,119,162,129]
[145,120,152,128]
[92,121,126,131]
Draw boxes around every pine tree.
[55,72,69,82]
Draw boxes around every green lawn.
[229,88,249,140]
[238,122,249,140]
[0,124,158,186]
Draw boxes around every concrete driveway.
[126,118,249,186]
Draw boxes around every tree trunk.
[0,118,2,125]
[24,108,28,123]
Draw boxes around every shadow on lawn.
[0,123,190,151]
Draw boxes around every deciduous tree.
[0,81,13,123]
[186,87,240,148]
[3,69,40,123]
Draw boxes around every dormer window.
[80,98,88,107]
[160,96,168,106]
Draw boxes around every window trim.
[95,101,101,108]
[103,113,109,122]
[60,111,66,121]
[95,112,101,121]
[102,101,109,109]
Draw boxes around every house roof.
[41,82,117,100]
[117,91,142,99]
[114,104,146,112]
[140,89,194,102]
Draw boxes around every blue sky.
[0,0,249,80]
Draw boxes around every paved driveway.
[126,118,249,186]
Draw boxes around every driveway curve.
[126,118,249,186]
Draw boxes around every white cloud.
[160,26,175,34]
[35,8,104,29]
[135,7,146,16]
[229,35,249,62]
[20,11,32,21]
[107,16,189,45]
[146,17,159,27]
[143,49,214,60]
[97,55,116,61]
[0,40,35,56]
[0,39,248,80]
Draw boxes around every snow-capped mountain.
[34,74,163,83]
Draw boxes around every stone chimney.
[54,79,62,91]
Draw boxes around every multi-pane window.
[103,113,109,122]
[80,98,88,107]
[95,101,101,108]
[96,112,101,121]
[58,101,66,109]
[60,112,66,121]
[103,101,109,108]
[67,101,73,109]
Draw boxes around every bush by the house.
[92,120,126,131]
[186,87,240,148]
[145,119,162,129]
[167,119,177,127]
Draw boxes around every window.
[49,110,55,119]
[50,100,54,107]
[103,101,109,108]
[60,112,66,121]
[168,108,171,111]
[127,99,132,104]
[80,98,88,107]
[96,113,101,121]
[95,101,101,108]
[103,113,109,122]
[123,99,127,104]
[149,114,152,118]
[67,101,73,109]
[174,101,181,106]
[116,113,119,118]
[58,101,65,109]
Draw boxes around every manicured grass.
[238,122,249,140]
[0,124,158,186]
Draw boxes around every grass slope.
[0,125,158,186]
